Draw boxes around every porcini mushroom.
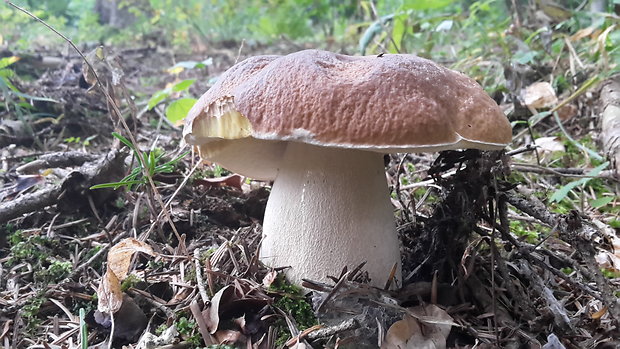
[183,50,512,287]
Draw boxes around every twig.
[190,300,215,345]
[394,154,411,222]
[511,163,618,181]
[317,272,350,313]
[141,158,200,240]
[15,151,98,174]
[306,318,359,340]
[193,248,210,304]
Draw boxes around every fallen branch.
[0,149,126,225]
[0,187,60,224]
[15,151,98,174]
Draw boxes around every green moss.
[120,274,142,292]
[7,231,50,267]
[270,277,316,329]
[601,269,620,279]
[35,260,72,283]
[21,294,46,332]
[191,165,231,181]
[155,323,168,335]
[269,275,317,346]
[510,220,544,244]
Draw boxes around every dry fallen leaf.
[97,266,123,313]
[108,238,155,280]
[591,306,608,320]
[595,234,620,272]
[521,81,558,109]
[195,174,245,190]
[570,26,595,41]
[557,103,578,121]
[262,270,278,288]
[534,136,566,163]
[204,285,233,334]
[214,329,244,344]
[201,282,271,347]
[381,304,454,349]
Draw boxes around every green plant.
[79,308,88,349]
[510,220,540,244]
[7,230,48,266]
[549,162,609,204]
[176,316,201,346]
[120,274,141,292]
[90,132,189,191]
[145,59,215,126]
[0,56,56,119]
[21,294,46,332]
[269,275,317,346]
[37,260,72,283]
[64,135,97,147]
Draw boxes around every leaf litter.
[1,11,620,349]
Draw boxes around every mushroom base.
[260,142,402,287]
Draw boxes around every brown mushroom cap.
[184,50,512,179]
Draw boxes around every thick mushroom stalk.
[260,142,401,286]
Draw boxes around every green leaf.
[0,56,19,69]
[147,89,171,110]
[590,196,614,209]
[90,179,143,190]
[513,51,537,65]
[359,14,394,55]
[391,15,407,53]
[0,68,15,79]
[528,111,551,127]
[402,0,454,10]
[550,162,609,203]
[80,308,87,349]
[435,19,453,32]
[171,79,196,92]
[112,132,134,150]
[170,58,213,70]
[165,98,197,124]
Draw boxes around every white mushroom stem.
[260,141,402,287]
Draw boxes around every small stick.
[306,318,359,340]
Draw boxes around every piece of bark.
[599,77,620,179]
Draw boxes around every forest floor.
[1,17,620,349]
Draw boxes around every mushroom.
[183,50,512,287]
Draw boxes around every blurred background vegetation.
[0,1,616,53]
[1,0,618,90]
